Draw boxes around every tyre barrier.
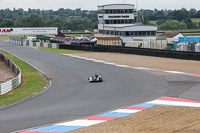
[0,52,21,95]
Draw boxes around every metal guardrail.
[0,52,21,95]
[9,38,60,49]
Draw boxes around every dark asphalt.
[0,40,200,133]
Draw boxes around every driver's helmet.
[95,73,98,77]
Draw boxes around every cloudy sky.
[0,0,200,11]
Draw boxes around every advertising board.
[0,27,58,35]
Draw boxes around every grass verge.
[38,47,90,54]
[0,49,47,107]
[0,35,35,40]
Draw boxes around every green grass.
[0,35,35,40]
[182,33,200,36]
[150,20,157,25]
[0,49,47,107]
[191,18,200,23]
[38,47,90,54]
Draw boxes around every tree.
[2,19,15,27]
[189,8,196,18]
[156,19,166,25]
[167,8,189,21]
[159,20,187,30]
[184,18,197,29]
[77,24,84,30]
[195,10,200,18]
[26,15,44,27]
[154,11,165,19]
[142,16,150,25]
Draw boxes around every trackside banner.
[0,27,58,35]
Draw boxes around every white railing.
[0,52,21,95]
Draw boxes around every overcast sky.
[0,0,200,11]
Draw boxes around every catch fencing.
[0,52,21,95]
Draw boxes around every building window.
[99,16,103,18]
[116,10,120,13]
[151,31,156,35]
[142,31,146,36]
[105,30,110,34]
[130,31,134,36]
[104,9,135,14]
[105,10,109,14]
[121,31,156,36]
[129,9,133,13]
[126,32,130,36]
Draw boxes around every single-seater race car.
[88,73,103,82]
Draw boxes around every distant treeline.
[140,8,200,30]
[0,8,98,31]
[0,8,200,31]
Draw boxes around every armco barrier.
[9,37,24,46]
[9,38,60,49]
[59,44,200,61]
[0,52,21,95]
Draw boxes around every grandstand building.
[97,4,157,47]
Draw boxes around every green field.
[0,49,47,107]
[0,35,35,40]
[150,20,157,25]
[191,18,200,23]
[38,47,90,54]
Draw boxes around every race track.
[0,40,200,133]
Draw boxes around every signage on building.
[0,27,58,35]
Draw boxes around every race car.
[88,73,103,82]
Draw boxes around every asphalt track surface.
[0,40,200,133]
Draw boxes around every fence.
[125,39,172,50]
[9,36,24,46]
[59,44,200,61]
[9,37,60,49]
[0,52,21,95]
[174,42,200,52]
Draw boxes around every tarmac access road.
[0,40,200,133]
